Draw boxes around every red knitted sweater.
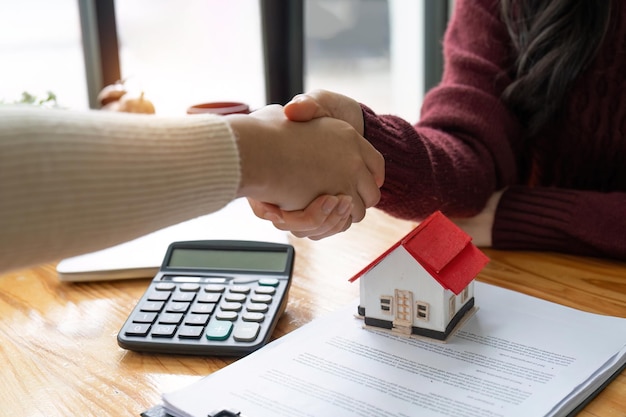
[362,0,626,260]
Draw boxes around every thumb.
[284,94,329,122]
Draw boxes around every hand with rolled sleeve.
[229,102,383,239]
[248,90,370,240]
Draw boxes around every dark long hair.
[500,0,613,136]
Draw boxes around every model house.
[349,211,489,341]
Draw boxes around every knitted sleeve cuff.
[493,186,587,254]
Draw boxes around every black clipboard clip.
[208,409,248,417]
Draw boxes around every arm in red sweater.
[495,187,626,260]
[362,0,626,261]
[364,0,519,219]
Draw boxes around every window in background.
[114,1,266,115]
[304,0,423,123]
[0,0,88,109]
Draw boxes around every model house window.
[461,287,469,303]
[380,296,393,315]
[415,302,430,321]
[449,295,456,321]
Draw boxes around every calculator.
[117,240,295,356]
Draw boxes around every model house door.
[393,289,413,333]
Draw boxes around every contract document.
[160,282,626,417]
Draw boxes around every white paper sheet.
[56,198,288,281]
[162,282,626,417]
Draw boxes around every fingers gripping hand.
[248,195,355,240]
[284,89,365,135]
[284,91,384,222]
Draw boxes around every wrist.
[226,114,271,200]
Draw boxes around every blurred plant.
[0,91,59,107]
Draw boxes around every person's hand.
[248,194,354,240]
[451,190,504,247]
[284,89,364,135]
[247,90,373,239]
[226,104,384,224]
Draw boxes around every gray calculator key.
[155,283,176,291]
[216,311,238,321]
[140,301,164,312]
[204,284,226,293]
[125,323,151,336]
[242,312,265,322]
[178,325,204,339]
[225,293,246,302]
[197,293,221,303]
[230,285,251,294]
[233,322,260,342]
[221,302,243,312]
[185,314,210,326]
[147,291,171,301]
[247,303,269,313]
[132,312,157,324]
[166,302,190,313]
[172,292,196,302]
[254,286,275,295]
[158,313,183,324]
[190,303,216,314]
[250,294,272,304]
[151,324,177,338]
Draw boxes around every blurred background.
[0,0,451,123]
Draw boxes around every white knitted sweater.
[0,106,240,273]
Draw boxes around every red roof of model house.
[349,211,489,294]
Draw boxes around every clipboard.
[141,405,247,417]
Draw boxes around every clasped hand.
[227,92,382,239]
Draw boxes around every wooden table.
[1,208,625,416]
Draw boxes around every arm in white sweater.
[0,106,240,272]
[0,104,385,273]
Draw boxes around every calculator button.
[125,323,151,336]
[185,314,210,326]
[132,312,157,324]
[179,283,201,292]
[177,325,204,339]
[224,293,246,303]
[155,283,176,291]
[172,292,196,302]
[166,302,190,313]
[242,312,265,322]
[151,324,177,338]
[229,285,251,294]
[254,286,275,295]
[140,301,164,312]
[206,320,233,340]
[204,284,226,293]
[258,278,279,287]
[197,293,221,303]
[158,313,183,325]
[190,303,216,314]
[232,277,256,284]
[147,291,171,301]
[215,311,239,321]
[250,294,273,304]
[220,302,243,312]
[233,322,260,342]
[247,303,269,313]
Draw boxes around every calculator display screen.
[167,248,288,272]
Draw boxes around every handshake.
[226,90,384,241]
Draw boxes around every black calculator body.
[117,240,295,356]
